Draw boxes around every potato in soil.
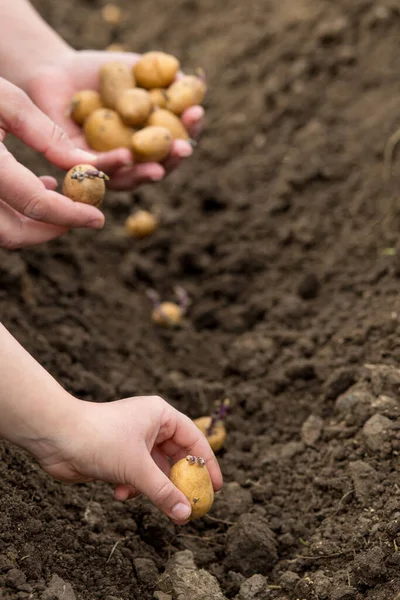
[69,91,104,125]
[84,108,133,151]
[125,210,159,238]
[147,108,189,140]
[99,61,135,109]
[62,164,107,207]
[133,51,179,89]
[169,456,214,519]
[193,416,227,452]
[152,302,183,327]
[148,88,168,109]
[166,75,206,115]
[131,126,172,162]
[116,88,153,127]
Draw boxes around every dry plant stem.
[206,398,229,436]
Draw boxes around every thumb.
[0,78,97,169]
[134,452,192,523]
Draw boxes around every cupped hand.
[27,50,205,190]
[0,76,105,249]
[36,394,222,525]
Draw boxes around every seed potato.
[133,51,179,89]
[193,416,227,452]
[84,108,134,151]
[131,126,172,162]
[62,164,107,207]
[99,61,135,109]
[148,88,169,109]
[125,210,159,238]
[147,108,189,140]
[166,75,206,115]
[152,302,183,327]
[169,456,214,520]
[116,88,153,127]
[69,91,104,126]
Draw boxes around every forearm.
[0,323,79,453]
[0,0,73,89]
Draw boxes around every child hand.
[34,394,223,525]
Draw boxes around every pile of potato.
[69,51,206,163]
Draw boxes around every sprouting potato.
[152,301,183,327]
[147,108,189,140]
[62,164,108,207]
[133,51,179,89]
[166,75,206,115]
[84,108,134,151]
[116,88,153,127]
[131,126,172,162]
[69,90,104,126]
[148,88,169,109]
[193,416,227,452]
[99,61,135,109]
[125,210,159,238]
[169,455,214,520]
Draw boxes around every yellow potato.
[69,90,104,126]
[148,88,169,109]
[131,126,172,163]
[101,3,122,24]
[105,43,129,52]
[99,61,135,109]
[133,51,179,89]
[125,210,159,238]
[62,164,108,207]
[152,301,183,327]
[116,88,153,127]
[169,456,214,520]
[84,108,134,151]
[193,416,227,452]
[166,75,206,115]
[147,108,189,140]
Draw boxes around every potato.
[166,75,206,115]
[148,88,168,109]
[152,301,183,327]
[147,108,189,140]
[116,88,153,127]
[84,108,134,152]
[132,126,172,163]
[133,51,179,89]
[101,3,122,24]
[62,164,108,207]
[169,456,214,520]
[125,210,159,238]
[105,43,129,52]
[99,61,135,109]
[69,90,104,126]
[193,416,227,452]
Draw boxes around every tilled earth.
[1,1,400,599]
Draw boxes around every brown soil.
[1,0,400,599]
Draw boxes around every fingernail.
[171,503,191,521]
[76,150,98,162]
[190,105,205,121]
[86,218,104,229]
[175,140,193,158]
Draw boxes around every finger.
[162,140,193,174]
[114,483,139,501]
[105,162,165,190]
[0,147,105,229]
[157,411,223,492]
[181,106,205,140]
[39,175,58,190]
[133,449,192,523]
[0,199,68,249]
[0,80,98,170]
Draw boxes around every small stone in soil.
[238,574,270,599]
[362,413,394,452]
[301,414,324,446]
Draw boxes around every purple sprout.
[206,398,230,437]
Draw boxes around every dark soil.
[1,0,400,599]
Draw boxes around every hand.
[33,394,222,525]
[0,76,105,249]
[27,50,205,190]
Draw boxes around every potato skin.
[169,457,214,519]
[70,90,104,125]
[99,61,135,108]
[147,108,189,140]
[148,88,169,109]
[193,417,227,452]
[152,302,183,327]
[84,108,134,151]
[131,126,172,163]
[133,51,179,89]
[62,164,107,207]
[116,88,153,127]
[166,75,206,115]
[125,210,159,238]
